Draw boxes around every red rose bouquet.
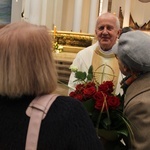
[69,65,133,149]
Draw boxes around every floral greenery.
[53,42,63,53]
[54,34,93,47]
[69,65,133,149]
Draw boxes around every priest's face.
[95,15,120,51]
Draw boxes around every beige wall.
[12,0,150,32]
[111,0,150,27]
[11,0,23,23]
[131,0,150,26]
[80,0,91,33]
[61,0,75,31]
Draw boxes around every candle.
[54,26,57,36]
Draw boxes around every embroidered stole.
[92,46,120,91]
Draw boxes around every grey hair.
[95,12,120,29]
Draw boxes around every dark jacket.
[0,95,103,150]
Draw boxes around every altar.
[50,30,95,84]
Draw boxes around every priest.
[68,12,122,95]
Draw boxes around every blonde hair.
[0,21,57,97]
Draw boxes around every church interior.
[1,0,150,95]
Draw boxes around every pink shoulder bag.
[25,94,58,150]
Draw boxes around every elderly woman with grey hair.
[112,30,150,149]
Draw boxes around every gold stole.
[92,46,120,90]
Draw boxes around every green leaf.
[98,129,119,141]
[87,73,93,81]
[75,71,86,81]
[87,65,93,81]
[102,117,111,128]
[83,99,95,115]
[117,129,128,137]
[88,65,93,74]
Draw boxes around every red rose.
[83,86,96,99]
[69,91,76,97]
[98,84,108,93]
[86,82,96,88]
[75,83,85,92]
[105,81,114,93]
[74,94,84,101]
[107,96,120,109]
[93,91,106,110]
[98,81,114,94]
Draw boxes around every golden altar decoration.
[50,29,95,53]
[49,29,95,84]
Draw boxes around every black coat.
[0,95,103,150]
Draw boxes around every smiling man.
[95,13,120,51]
[68,12,121,94]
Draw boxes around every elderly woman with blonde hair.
[0,21,103,150]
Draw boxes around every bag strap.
[25,94,58,150]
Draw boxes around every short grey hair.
[95,12,120,29]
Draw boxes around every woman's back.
[0,95,103,150]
